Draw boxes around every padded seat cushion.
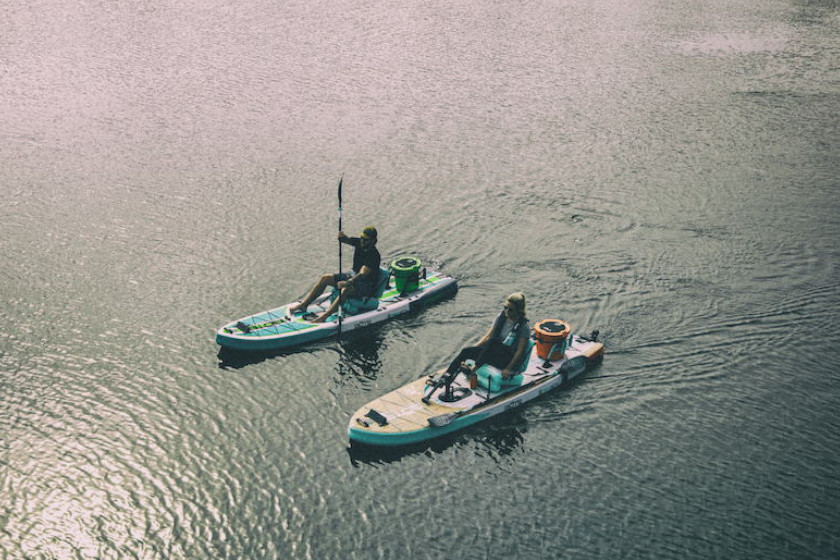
[339,268,389,316]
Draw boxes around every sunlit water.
[2,0,839,558]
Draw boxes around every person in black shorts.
[289,226,381,323]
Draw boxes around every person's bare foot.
[310,313,328,323]
[288,302,305,315]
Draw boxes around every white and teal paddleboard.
[348,326,604,447]
[216,266,457,352]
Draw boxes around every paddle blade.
[428,412,459,428]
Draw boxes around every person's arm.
[502,335,529,378]
[348,264,375,284]
[476,312,504,346]
[338,231,357,245]
[474,324,495,347]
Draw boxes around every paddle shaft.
[337,176,344,338]
[338,176,343,273]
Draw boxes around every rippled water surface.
[2,0,839,558]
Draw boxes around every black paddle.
[337,175,344,339]
[338,175,343,274]
[428,410,461,428]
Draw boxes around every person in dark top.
[445,292,530,379]
[289,226,381,323]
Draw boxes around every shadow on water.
[346,411,528,467]
[335,330,385,383]
[217,345,315,370]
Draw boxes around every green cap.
[361,226,377,240]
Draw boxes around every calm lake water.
[2,0,839,558]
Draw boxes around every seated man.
[289,226,381,323]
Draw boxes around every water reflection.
[216,343,319,369]
[791,0,839,25]
[334,330,385,382]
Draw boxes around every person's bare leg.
[311,288,342,322]
[289,274,334,314]
[312,284,358,323]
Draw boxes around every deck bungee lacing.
[227,293,337,334]
[228,308,291,334]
